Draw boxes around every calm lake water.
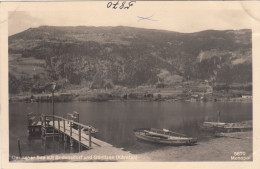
[9,101,252,157]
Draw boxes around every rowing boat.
[133,128,197,145]
[200,121,252,133]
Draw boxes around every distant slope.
[8,26,252,94]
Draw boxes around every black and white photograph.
[1,1,260,166]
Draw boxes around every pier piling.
[17,139,22,158]
[78,125,81,151]
[89,128,92,148]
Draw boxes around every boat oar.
[165,130,187,137]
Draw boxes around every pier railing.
[40,114,93,149]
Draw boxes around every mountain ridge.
[8,26,252,94]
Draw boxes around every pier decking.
[49,120,112,148]
[28,113,113,152]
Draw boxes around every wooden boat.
[82,126,98,137]
[200,111,252,132]
[199,121,226,132]
[200,121,252,133]
[133,128,197,145]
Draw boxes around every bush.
[9,73,20,94]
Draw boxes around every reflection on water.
[9,101,252,157]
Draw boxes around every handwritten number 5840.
[107,1,136,9]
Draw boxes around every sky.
[8,2,253,36]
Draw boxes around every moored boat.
[133,128,197,145]
[200,121,252,133]
[82,126,98,137]
[199,121,226,132]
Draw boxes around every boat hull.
[82,128,98,137]
[134,128,197,146]
[200,122,252,133]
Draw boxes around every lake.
[9,101,252,157]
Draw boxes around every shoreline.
[10,131,252,162]
[9,93,252,103]
[9,84,252,103]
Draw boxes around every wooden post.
[63,119,66,133]
[64,134,67,143]
[89,128,92,148]
[41,115,43,127]
[42,138,46,155]
[78,125,81,152]
[70,139,74,147]
[63,135,67,147]
[53,116,55,129]
[63,120,66,144]
[70,122,72,136]
[52,91,54,126]
[57,118,61,139]
[53,116,55,140]
[41,115,44,137]
[70,121,73,147]
[17,139,22,158]
[44,116,46,128]
[58,118,60,131]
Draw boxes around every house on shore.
[242,95,252,99]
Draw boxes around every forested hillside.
[8,26,252,94]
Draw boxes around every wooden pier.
[28,113,113,152]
